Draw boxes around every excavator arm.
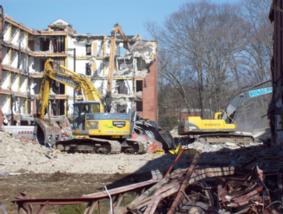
[38,76,51,120]
[38,59,104,119]
[222,80,272,122]
[106,24,130,112]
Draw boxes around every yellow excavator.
[35,23,177,154]
[36,59,135,153]
[178,80,272,143]
[36,59,176,153]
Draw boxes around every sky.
[0,0,240,39]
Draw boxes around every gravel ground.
[0,129,266,175]
[0,131,184,175]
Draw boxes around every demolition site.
[1,0,283,213]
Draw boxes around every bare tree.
[147,0,272,128]
[239,0,272,82]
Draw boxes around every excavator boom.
[105,24,130,112]
[39,59,104,115]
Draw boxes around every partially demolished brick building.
[0,7,158,124]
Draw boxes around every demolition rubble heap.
[122,148,283,214]
[4,0,283,213]
[0,131,181,174]
[13,143,283,213]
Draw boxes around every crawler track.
[197,132,254,144]
[55,137,147,154]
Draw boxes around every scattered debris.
[0,131,182,175]
[12,145,283,213]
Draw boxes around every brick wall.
[139,59,158,121]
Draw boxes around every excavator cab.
[72,101,131,138]
[73,101,100,130]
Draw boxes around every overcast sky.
[0,0,240,39]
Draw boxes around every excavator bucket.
[35,116,72,147]
[134,120,177,153]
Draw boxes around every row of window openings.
[85,63,144,93]
[84,59,144,77]
[116,101,143,113]
[3,50,29,71]
[32,37,65,52]
[5,29,117,58]
[85,43,128,57]
[4,24,65,53]
[4,48,65,71]
[4,24,25,42]
[4,24,125,58]
[112,79,144,95]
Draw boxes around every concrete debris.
[130,38,157,64]
[0,131,182,175]
[184,138,263,153]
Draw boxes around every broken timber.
[13,149,283,214]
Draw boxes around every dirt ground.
[0,172,131,213]
[0,131,188,213]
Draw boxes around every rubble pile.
[14,144,283,213]
[121,144,283,213]
[0,131,180,175]
[185,138,262,152]
[124,163,281,213]
[0,131,57,175]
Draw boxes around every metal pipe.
[164,148,185,177]
[104,186,113,214]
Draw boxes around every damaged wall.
[0,15,67,124]
[65,30,158,120]
[0,12,158,123]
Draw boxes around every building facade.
[0,10,158,124]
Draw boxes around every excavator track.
[55,138,122,154]
[197,132,254,144]
[55,137,148,154]
[122,139,147,154]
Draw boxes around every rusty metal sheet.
[13,171,162,214]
